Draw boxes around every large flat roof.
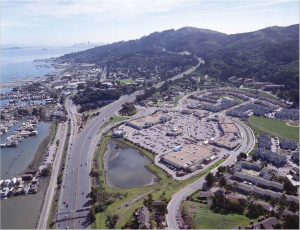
[163,144,214,168]
[219,120,240,133]
[214,133,237,148]
[128,112,170,128]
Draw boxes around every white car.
[103,118,105,121]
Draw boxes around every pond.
[104,140,158,189]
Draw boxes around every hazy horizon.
[1,0,299,47]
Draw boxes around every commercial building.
[126,113,172,130]
[112,128,125,137]
[166,128,183,136]
[213,133,239,150]
[162,144,215,170]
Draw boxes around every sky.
[1,0,299,46]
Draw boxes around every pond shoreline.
[103,138,158,189]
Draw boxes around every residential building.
[280,139,297,151]
[136,206,150,229]
[254,148,287,166]
[245,217,279,229]
[258,133,272,149]
[237,183,252,194]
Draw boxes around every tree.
[119,102,136,116]
[151,220,157,229]
[77,83,85,90]
[239,152,247,159]
[282,215,299,229]
[274,223,282,229]
[252,155,258,162]
[90,206,96,222]
[288,201,298,212]
[91,168,100,177]
[41,166,51,176]
[284,180,297,195]
[236,155,241,161]
[219,176,227,187]
[32,108,39,116]
[232,182,238,192]
[18,109,29,116]
[279,194,287,207]
[205,172,215,187]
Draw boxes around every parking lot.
[121,111,220,154]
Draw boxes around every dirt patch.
[286,122,299,127]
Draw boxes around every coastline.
[25,121,55,173]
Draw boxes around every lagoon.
[105,140,157,189]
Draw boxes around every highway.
[55,58,203,229]
[166,117,255,229]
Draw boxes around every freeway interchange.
[51,57,254,229]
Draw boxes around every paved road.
[166,118,255,229]
[54,58,203,229]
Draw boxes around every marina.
[1,116,40,147]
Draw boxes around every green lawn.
[218,95,243,104]
[174,95,184,107]
[100,115,129,129]
[243,89,278,101]
[182,201,256,229]
[249,116,299,140]
[92,134,226,229]
[119,79,135,84]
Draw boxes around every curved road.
[166,117,255,229]
[55,58,203,229]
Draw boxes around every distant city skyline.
[1,0,299,46]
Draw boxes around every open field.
[249,116,299,140]
[218,94,243,104]
[243,89,278,100]
[100,115,129,129]
[182,201,256,229]
[92,133,226,229]
[119,79,135,84]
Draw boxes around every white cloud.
[222,0,293,11]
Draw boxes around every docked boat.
[1,143,6,148]
[23,185,30,195]
[20,131,31,137]
[3,179,11,187]
[1,188,9,199]
[10,177,17,186]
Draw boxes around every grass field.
[100,115,129,129]
[243,89,278,101]
[182,201,256,229]
[174,95,184,107]
[92,134,226,229]
[249,116,299,140]
[218,95,243,104]
[119,79,135,84]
